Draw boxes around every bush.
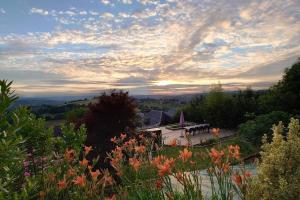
[246,118,300,200]
[238,111,291,145]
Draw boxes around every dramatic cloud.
[0,0,299,96]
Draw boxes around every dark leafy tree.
[202,83,235,128]
[173,96,205,123]
[77,90,138,169]
[259,59,300,114]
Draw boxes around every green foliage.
[238,111,290,145]
[13,107,54,157]
[202,83,235,128]
[246,118,300,200]
[65,107,87,123]
[258,60,300,114]
[174,97,204,123]
[0,80,88,199]
[54,123,86,153]
[174,85,259,128]
[0,80,26,197]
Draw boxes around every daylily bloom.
[233,172,242,186]
[129,157,141,171]
[157,163,171,177]
[79,158,89,166]
[90,169,101,180]
[151,155,165,167]
[179,148,192,162]
[209,148,225,164]
[58,179,67,190]
[73,175,86,187]
[169,139,177,146]
[222,163,230,173]
[157,158,174,177]
[135,145,146,154]
[64,149,75,162]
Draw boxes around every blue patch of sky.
[231,44,273,54]
[194,38,228,52]
[45,43,115,54]
[0,0,154,36]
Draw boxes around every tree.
[77,90,138,169]
[173,96,204,123]
[202,83,235,128]
[258,59,300,114]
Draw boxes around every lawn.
[159,136,259,170]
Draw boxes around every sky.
[0,0,299,97]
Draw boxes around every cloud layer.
[0,0,299,96]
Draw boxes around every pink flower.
[23,161,30,167]
[24,172,30,177]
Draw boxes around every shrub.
[246,118,300,200]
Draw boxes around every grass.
[159,136,259,171]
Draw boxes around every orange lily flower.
[179,148,192,162]
[79,158,89,167]
[58,179,67,190]
[64,149,75,162]
[135,145,146,154]
[73,175,86,187]
[233,172,242,186]
[129,157,141,171]
[222,163,230,173]
[169,139,177,146]
[90,169,101,180]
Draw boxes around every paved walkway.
[161,128,235,146]
[169,164,257,199]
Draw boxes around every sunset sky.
[0,0,299,96]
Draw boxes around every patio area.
[160,127,235,146]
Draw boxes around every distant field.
[45,119,65,127]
